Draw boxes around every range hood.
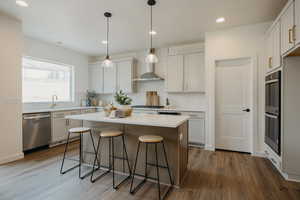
[134,58,164,82]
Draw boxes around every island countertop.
[66,112,190,128]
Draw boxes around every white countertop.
[23,106,97,114]
[65,112,190,128]
[23,106,205,114]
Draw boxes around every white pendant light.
[102,12,114,68]
[145,0,158,64]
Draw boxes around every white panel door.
[266,31,273,70]
[103,63,117,94]
[184,53,205,92]
[295,0,300,45]
[215,58,252,153]
[117,60,132,93]
[89,64,103,93]
[281,2,294,55]
[166,55,184,92]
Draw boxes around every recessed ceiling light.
[101,40,108,44]
[216,17,225,23]
[149,30,157,35]
[16,0,29,7]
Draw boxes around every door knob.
[243,108,251,112]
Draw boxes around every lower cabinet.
[51,108,96,145]
[188,117,205,145]
[181,112,205,146]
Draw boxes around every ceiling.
[0,0,287,56]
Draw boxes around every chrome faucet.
[51,95,58,108]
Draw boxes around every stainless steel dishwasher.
[22,113,51,151]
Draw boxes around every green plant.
[114,90,132,105]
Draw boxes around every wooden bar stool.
[90,130,131,190]
[60,127,100,179]
[130,135,173,200]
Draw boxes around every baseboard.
[204,144,215,151]
[0,152,24,165]
[251,151,266,157]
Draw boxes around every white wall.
[23,37,89,110]
[91,46,206,110]
[0,13,23,164]
[205,22,270,154]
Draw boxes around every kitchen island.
[66,112,189,187]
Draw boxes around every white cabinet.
[166,52,205,93]
[166,55,184,92]
[295,0,300,45]
[117,60,133,93]
[181,112,205,145]
[91,58,134,94]
[267,22,281,71]
[51,109,96,144]
[184,53,205,92]
[281,2,295,55]
[89,63,103,93]
[103,63,117,94]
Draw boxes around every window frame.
[22,56,75,104]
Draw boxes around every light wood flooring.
[0,142,300,200]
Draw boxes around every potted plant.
[114,90,132,108]
[114,90,133,117]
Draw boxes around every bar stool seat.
[100,130,123,137]
[69,127,91,133]
[139,135,163,143]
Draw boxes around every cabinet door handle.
[268,57,272,68]
[293,25,296,42]
[289,28,293,44]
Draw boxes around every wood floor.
[1,143,300,200]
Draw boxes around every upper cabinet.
[89,58,135,94]
[166,43,205,93]
[103,63,117,94]
[116,60,133,93]
[295,0,300,45]
[166,55,184,92]
[267,21,281,71]
[281,1,295,55]
[89,63,103,93]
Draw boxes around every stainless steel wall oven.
[265,71,281,155]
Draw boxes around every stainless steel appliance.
[22,113,51,151]
[265,71,281,155]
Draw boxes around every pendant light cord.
[150,5,153,49]
[106,16,109,58]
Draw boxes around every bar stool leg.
[79,133,82,179]
[130,141,141,193]
[60,131,79,174]
[112,137,115,188]
[155,143,161,200]
[162,141,173,185]
[89,130,101,169]
[122,135,132,175]
[145,143,148,180]
[91,134,102,182]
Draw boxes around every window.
[22,57,74,103]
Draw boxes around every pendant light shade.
[145,48,158,63]
[102,12,113,68]
[145,0,158,64]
